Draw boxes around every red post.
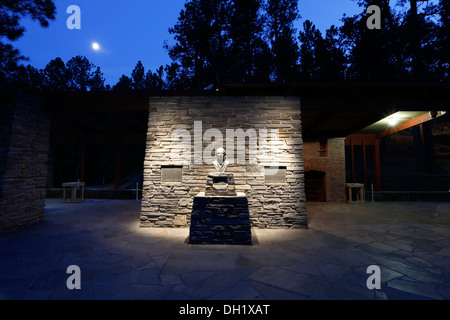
[350,138,355,183]
[374,138,381,191]
[362,137,367,187]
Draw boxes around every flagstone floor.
[1,199,449,300]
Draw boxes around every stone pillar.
[0,95,50,233]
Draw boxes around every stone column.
[0,95,50,233]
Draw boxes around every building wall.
[0,96,50,233]
[140,96,307,229]
[303,138,346,202]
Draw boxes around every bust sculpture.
[205,148,235,196]
[213,147,229,173]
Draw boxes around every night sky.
[13,0,363,86]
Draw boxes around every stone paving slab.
[0,199,449,300]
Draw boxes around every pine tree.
[113,75,133,92]
[42,58,71,92]
[166,0,231,90]
[298,20,322,81]
[41,56,105,92]
[439,0,450,81]
[0,0,56,82]
[265,0,300,82]
[66,56,94,91]
[145,66,165,92]
[340,0,405,81]
[131,61,146,90]
[228,0,271,82]
[90,67,106,91]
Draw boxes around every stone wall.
[0,95,50,233]
[140,96,307,229]
[303,138,346,202]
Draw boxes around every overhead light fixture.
[387,116,398,127]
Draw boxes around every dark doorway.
[305,170,326,202]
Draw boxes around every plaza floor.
[1,199,449,300]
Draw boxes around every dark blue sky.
[13,0,364,86]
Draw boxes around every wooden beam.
[362,137,367,187]
[345,133,376,146]
[351,139,355,183]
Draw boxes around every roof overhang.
[220,82,450,139]
[357,111,447,138]
[40,82,450,143]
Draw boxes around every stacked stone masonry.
[0,96,50,233]
[140,96,307,229]
[189,194,252,245]
[303,138,347,202]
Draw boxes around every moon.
[92,42,100,51]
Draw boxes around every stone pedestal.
[205,172,236,196]
[189,192,252,245]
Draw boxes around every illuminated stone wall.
[140,96,307,229]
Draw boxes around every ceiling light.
[387,117,398,126]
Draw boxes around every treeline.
[3,0,450,93]
[14,57,166,92]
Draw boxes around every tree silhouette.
[228,0,272,83]
[15,1,449,91]
[164,62,190,91]
[113,75,133,92]
[21,56,107,92]
[166,0,231,90]
[265,0,300,82]
[0,0,56,83]
[145,66,166,92]
[131,61,146,90]
[439,0,450,82]
[341,0,442,82]
[66,56,95,91]
[42,58,71,92]
[90,67,106,91]
[298,20,322,81]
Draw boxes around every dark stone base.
[189,192,252,245]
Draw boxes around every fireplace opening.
[305,170,326,202]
